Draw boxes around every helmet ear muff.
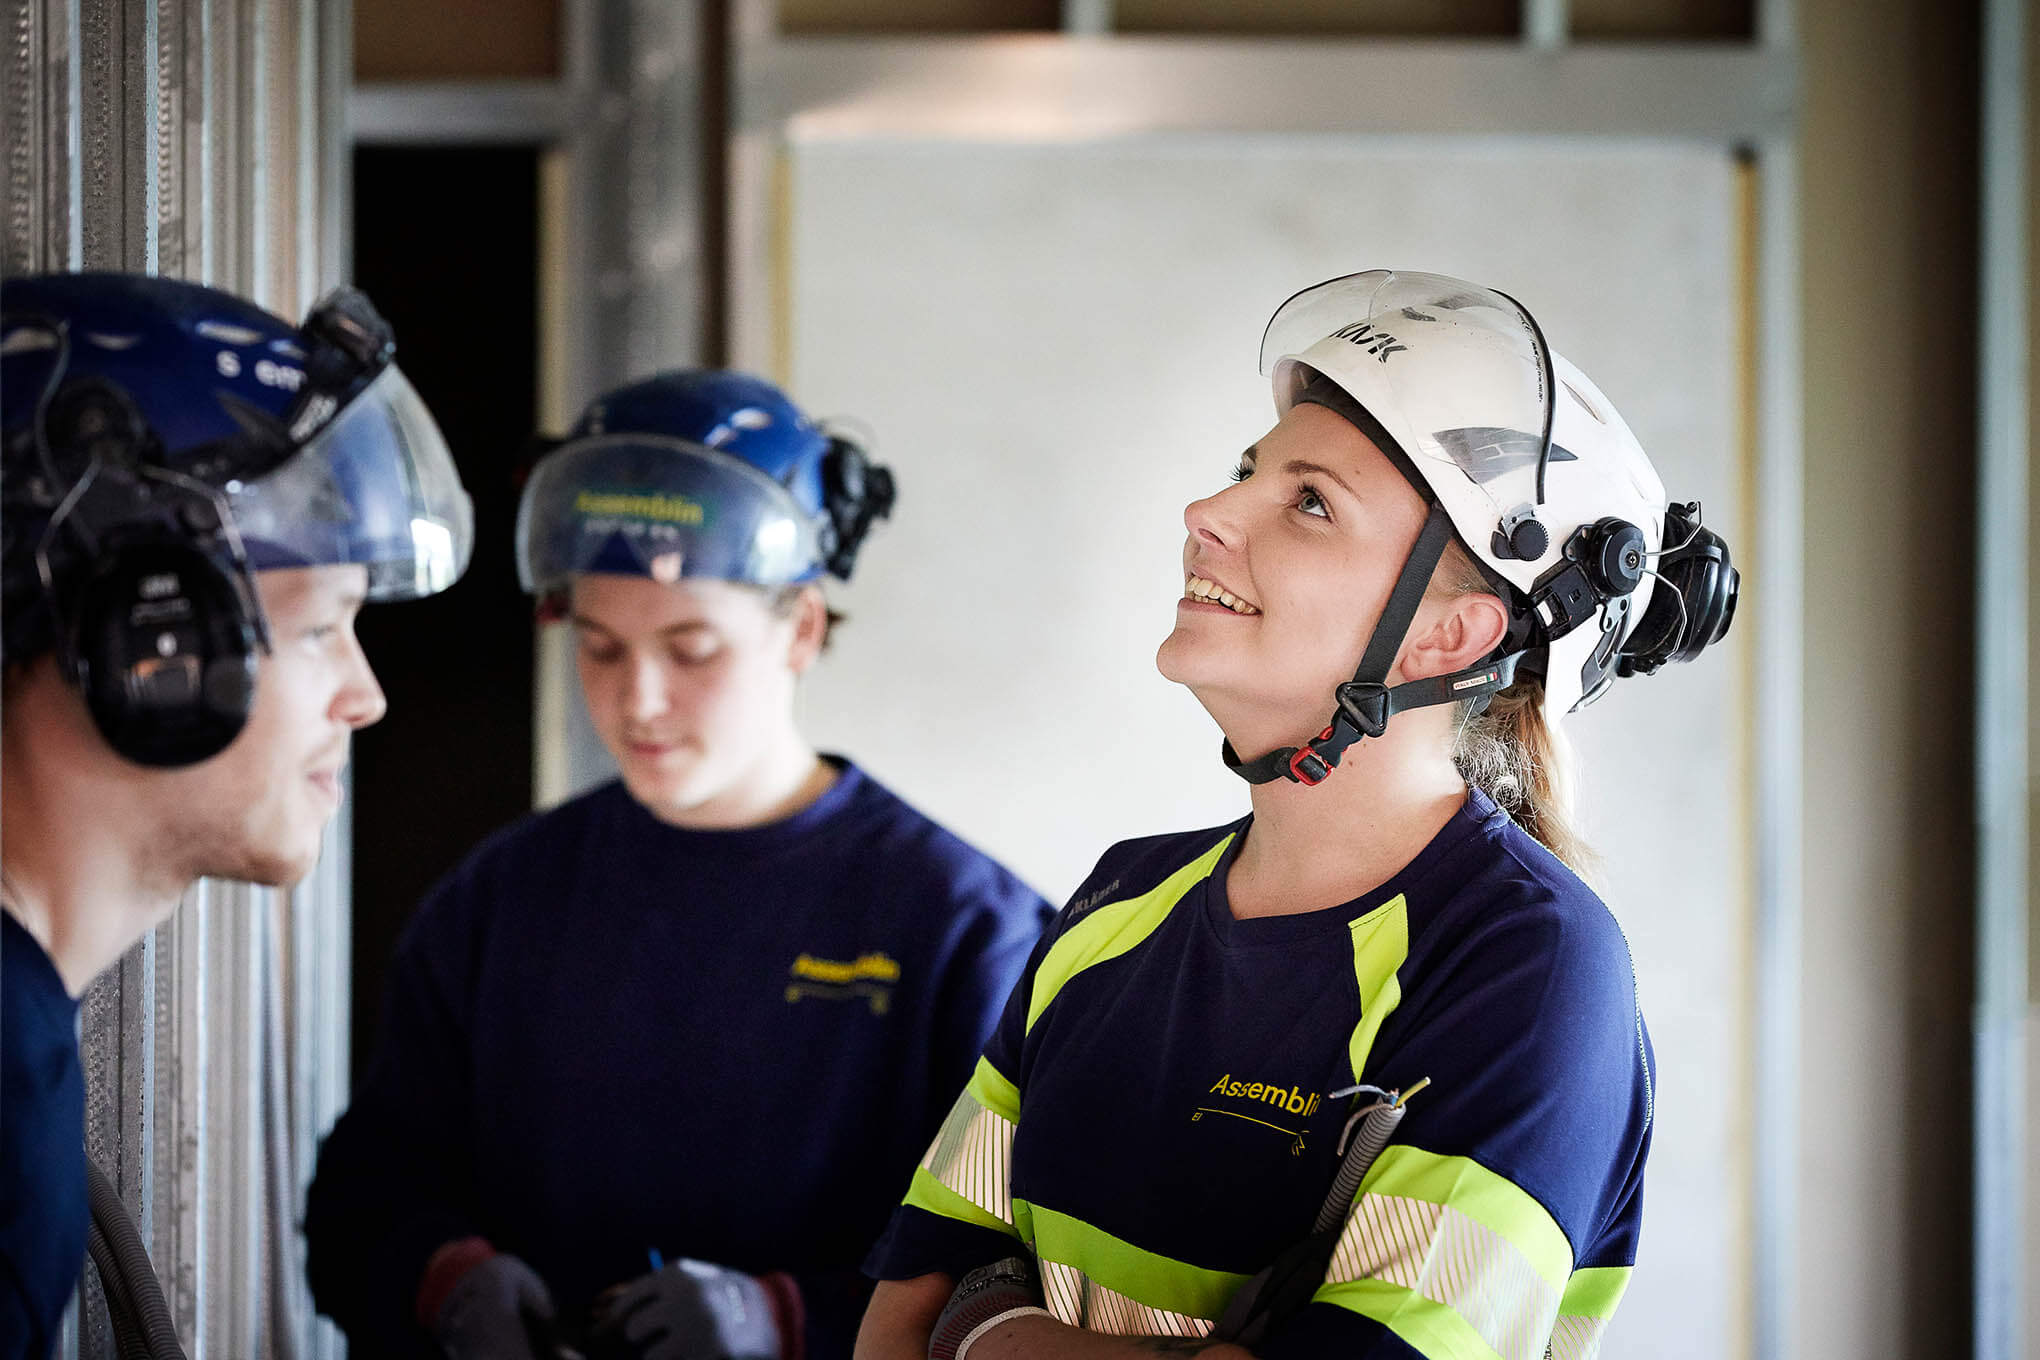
[66,534,258,767]
[818,434,895,579]
[1618,502,1739,677]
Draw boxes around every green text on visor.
[515,434,824,593]
[227,365,474,599]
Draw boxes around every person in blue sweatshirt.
[0,272,472,1358]
[856,270,1741,1360]
[303,369,1054,1360]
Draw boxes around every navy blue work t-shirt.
[1,910,85,1359]
[306,760,1054,1358]
[873,789,1654,1359]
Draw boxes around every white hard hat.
[1264,269,1667,718]
[1226,270,1738,787]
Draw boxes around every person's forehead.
[569,572,763,631]
[255,563,369,612]
[1256,403,1419,499]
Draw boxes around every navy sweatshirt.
[1,911,85,1360]
[872,789,1653,1358]
[305,761,1054,1358]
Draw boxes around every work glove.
[589,1258,801,1360]
[420,1244,559,1360]
[927,1256,1052,1360]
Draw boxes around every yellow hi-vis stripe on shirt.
[905,1057,1024,1238]
[1346,894,1411,1084]
[1545,1267,1631,1360]
[1020,1200,1248,1335]
[1025,835,1235,1034]
[1315,1145,1573,1360]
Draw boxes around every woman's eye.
[671,643,722,667]
[577,637,623,665]
[1297,485,1330,519]
[1228,462,1253,484]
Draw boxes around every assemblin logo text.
[1208,1074,1322,1118]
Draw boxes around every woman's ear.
[1396,591,1510,685]
[785,585,830,674]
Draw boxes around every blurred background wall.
[3,0,2033,1353]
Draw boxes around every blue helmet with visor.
[0,271,473,765]
[516,370,894,597]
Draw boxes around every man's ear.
[1396,591,1510,684]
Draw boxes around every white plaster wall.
[785,138,1746,1358]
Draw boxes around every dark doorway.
[349,145,539,1080]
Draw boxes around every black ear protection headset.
[1617,501,1739,676]
[818,433,896,580]
[1524,499,1738,708]
[3,326,267,768]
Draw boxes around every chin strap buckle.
[1286,728,1338,786]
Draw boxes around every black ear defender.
[28,371,264,767]
[818,434,896,579]
[1618,500,1739,677]
[65,529,260,768]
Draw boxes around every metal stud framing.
[1972,0,2029,1355]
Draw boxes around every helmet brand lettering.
[1329,320,1407,363]
[573,489,707,527]
[138,572,181,600]
[252,358,305,392]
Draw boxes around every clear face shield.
[228,365,474,598]
[1259,269,1560,531]
[515,434,824,596]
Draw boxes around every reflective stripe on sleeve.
[1544,1266,1631,1360]
[920,1084,1016,1223]
[902,1057,1024,1237]
[1313,1145,1573,1360]
[1020,1199,1248,1336]
[1039,1261,1217,1339]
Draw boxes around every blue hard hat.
[517,369,894,593]
[2,273,473,650]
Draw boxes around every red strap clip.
[1287,726,1337,785]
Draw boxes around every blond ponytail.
[1432,542,1599,881]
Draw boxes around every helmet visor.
[1260,270,1558,521]
[227,365,474,599]
[515,434,823,594]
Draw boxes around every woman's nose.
[1184,489,1236,550]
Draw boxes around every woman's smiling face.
[1156,400,1432,730]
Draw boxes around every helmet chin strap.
[1222,503,1521,786]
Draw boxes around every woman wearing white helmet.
[855,271,1738,1360]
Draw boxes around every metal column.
[1972,0,2028,1354]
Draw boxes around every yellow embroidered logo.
[1191,1074,1324,1155]
[784,952,900,1015]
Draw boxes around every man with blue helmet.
[0,272,473,1357]
[304,370,1053,1360]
